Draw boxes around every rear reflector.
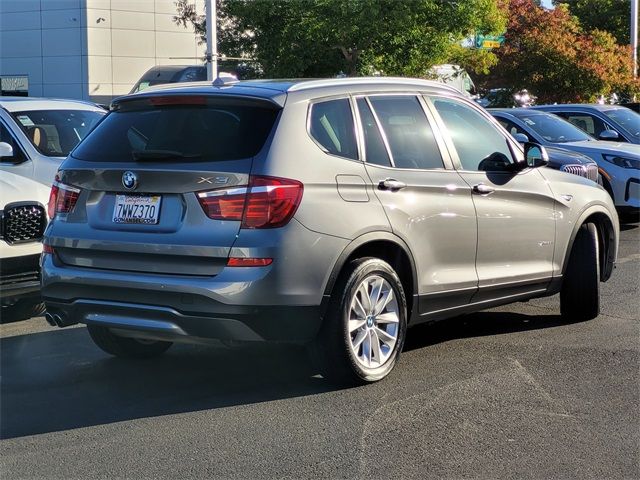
[48,176,81,218]
[196,175,303,229]
[227,257,273,267]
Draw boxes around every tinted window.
[73,103,278,162]
[432,97,514,171]
[11,109,104,157]
[0,122,26,163]
[558,113,607,137]
[603,108,640,139]
[356,98,391,167]
[309,99,358,160]
[496,118,529,139]
[512,112,592,143]
[368,96,443,170]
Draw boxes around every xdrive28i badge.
[122,171,138,190]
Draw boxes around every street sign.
[475,34,505,49]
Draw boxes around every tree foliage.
[487,0,639,102]
[174,0,506,78]
[554,0,634,45]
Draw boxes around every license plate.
[113,195,161,224]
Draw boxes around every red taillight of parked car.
[48,176,81,218]
[226,257,273,267]
[196,175,303,229]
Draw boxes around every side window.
[497,118,530,140]
[0,122,27,164]
[356,98,391,167]
[432,97,515,172]
[368,96,444,170]
[558,113,606,137]
[309,99,358,160]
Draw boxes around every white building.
[0,0,205,103]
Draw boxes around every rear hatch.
[48,93,281,276]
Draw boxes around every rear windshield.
[72,102,279,162]
[11,109,105,157]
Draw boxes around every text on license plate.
[113,195,161,224]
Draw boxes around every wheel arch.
[562,206,617,282]
[321,232,418,321]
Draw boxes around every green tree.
[174,0,507,78]
[486,0,639,102]
[554,0,634,45]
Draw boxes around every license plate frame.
[112,194,162,225]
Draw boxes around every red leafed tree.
[488,0,639,102]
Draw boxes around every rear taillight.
[242,176,304,229]
[48,177,80,218]
[196,175,303,229]
[197,187,247,221]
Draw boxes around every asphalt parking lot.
[1,220,638,479]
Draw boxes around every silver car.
[42,78,619,384]
[490,108,640,214]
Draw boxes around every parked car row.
[490,108,639,213]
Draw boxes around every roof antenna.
[212,72,239,86]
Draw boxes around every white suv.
[0,97,105,186]
[1,171,50,322]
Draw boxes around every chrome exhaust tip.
[45,313,57,327]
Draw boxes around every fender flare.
[561,204,617,281]
[321,231,419,309]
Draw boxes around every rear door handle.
[378,179,407,191]
[472,183,495,195]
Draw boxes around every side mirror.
[0,141,14,158]
[513,133,529,144]
[599,130,619,141]
[524,142,549,168]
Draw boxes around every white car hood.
[0,171,51,207]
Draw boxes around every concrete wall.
[0,0,205,103]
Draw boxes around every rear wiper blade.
[132,149,202,160]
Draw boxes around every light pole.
[205,0,217,81]
[633,0,638,79]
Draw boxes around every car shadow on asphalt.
[0,310,577,440]
[404,311,577,352]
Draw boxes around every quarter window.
[356,98,391,167]
[309,99,358,160]
[368,96,444,170]
[432,97,515,172]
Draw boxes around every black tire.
[600,175,615,203]
[309,257,407,385]
[87,325,172,358]
[0,300,45,323]
[560,223,600,321]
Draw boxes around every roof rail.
[287,76,459,93]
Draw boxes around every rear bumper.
[44,298,322,343]
[41,252,326,343]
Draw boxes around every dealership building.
[0,0,205,104]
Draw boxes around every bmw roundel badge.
[122,171,138,190]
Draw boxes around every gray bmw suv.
[42,78,619,384]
